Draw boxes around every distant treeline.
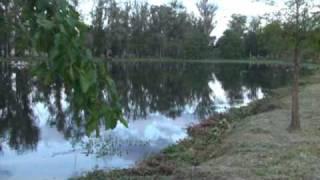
[1,0,319,61]
[84,0,217,59]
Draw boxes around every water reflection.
[0,63,39,153]
[0,62,292,179]
[110,62,290,119]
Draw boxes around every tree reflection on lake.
[0,61,292,180]
[110,62,290,119]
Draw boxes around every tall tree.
[0,0,14,57]
[91,0,107,56]
[244,17,261,57]
[216,14,247,59]
[260,21,288,58]
[129,1,149,57]
[196,0,218,37]
[86,0,218,59]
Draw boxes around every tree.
[260,21,288,59]
[284,0,313,131]
[244,17,261,57]
[196,0,218,37]
[91,0,108,56]
[0,0,234,60]
[20,0,126,134]
[257,0,316,132]
[84,0,219,59]
[216,14,247,59]
[183,27,209,59]
[0,0,15,57]
[129,1,149,57]
[308,5,320,61]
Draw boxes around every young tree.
[259,0,316,131]
[285,0,313,131]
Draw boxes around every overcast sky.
[78,0,284,37]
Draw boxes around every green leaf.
[79,69,96,93]
[49,47,60,60]
[80,73,90,93]
[102,107,117,129]
[59,24,67,34]
[69,66,75,81]
[86,115,99,134]
[44,73,52,85]
[37,15,55,30]
[85,49,93,59]
[105,116,118,129]
[30,1,125,134]
[119,117,128,128]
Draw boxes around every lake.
[0,61,293,180]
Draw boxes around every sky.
[78,0,283,37]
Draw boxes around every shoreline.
[74,69,320,179]
[1,57,319,69]
[73,98,284,180]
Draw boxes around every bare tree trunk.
[289,46,301,131]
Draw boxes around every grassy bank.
[74,69,320,179]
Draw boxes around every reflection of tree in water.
[110,63,214,119]
[0,62,292,154]
[214,64,292,106]
[111,63,292,120]
[33,73,86,142]
[0,63,39,153]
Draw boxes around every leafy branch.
[25,0,126,134]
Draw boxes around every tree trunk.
[288,0,303,132]
[5,42,9,58]
[289,46,301,131]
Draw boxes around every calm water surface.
[0,62,292,180]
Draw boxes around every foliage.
[216,15,247,59]
[87,0,217,59]
[215,5,319,61]
[0,62,293,154]
[24,0,126,133]
[197,0,218,37]
[0,0,319,60]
